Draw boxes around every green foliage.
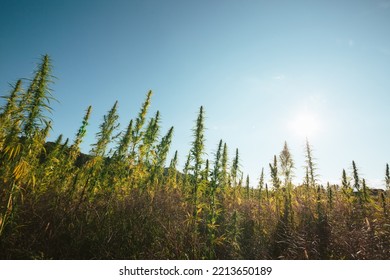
[187,106,206,257]
[114,119,132,160]
[279,141,294,186]
[0,57,389,260]
[0,79,23,149]
[166,150,178,188]
[341,169,351,195]
[352,161,360,192]
[245,175,250,199]
[258,167,264,202]
[150,126,174,187]
[305,139,317,188]
[231,148,240,188]
[23,55,55,139]
[190,106,205,182]
[269,155,281,190]
[210,140,223,191]
[139,110,160,165]
[90,101,120,157]
[220,142,229,190]
[130,90,153,159]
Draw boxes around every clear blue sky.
[1,0,389,188]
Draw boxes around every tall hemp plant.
[166,150,178,189]
[207,139,223,259]
[191,107,205,214]
[269,155,281,216]
[83,101,120,196]
[128,91,153,188]
[150,126,174,188]
[258,167,265,203]
[279,141,294,225]
[188,106,205,258]
[0,55,54,237]
[0,80,22,151]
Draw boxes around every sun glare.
[288,111,321,138]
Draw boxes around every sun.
[288,111,321,138]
